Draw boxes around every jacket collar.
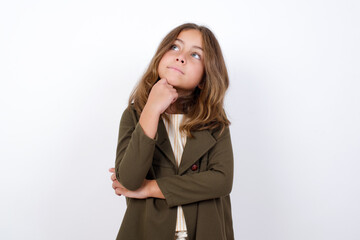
[155,119,216,175]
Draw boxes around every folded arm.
[156,127,234,207]
[114,107,233,206]
[115,107,158,191]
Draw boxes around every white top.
[162,113,187,232]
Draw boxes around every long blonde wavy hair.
[128,23,230,137]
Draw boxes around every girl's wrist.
[143,103,162,117]
[148,180,165,199]
[139,105,161,139]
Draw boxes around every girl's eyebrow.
[175,38,203,52]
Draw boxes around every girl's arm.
[110,168,164,199]
[112,127,233,207]
[115,108,156,191]
[155,127,233,207]
[139,78,178,139]
[115,79,177,191]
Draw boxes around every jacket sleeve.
[115,107,157,191]
[156,127,234,207]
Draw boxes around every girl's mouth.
[168,66,184,74]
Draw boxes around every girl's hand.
[138,79,178,138]
[146,78,178,115]
[109,168,165,199]
[109,168,150,199]
[114,180,151,199]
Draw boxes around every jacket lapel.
[155,119,177,168]
[155,119,217,174]
[179,130,216,175]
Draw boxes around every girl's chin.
[164,77,178,85]
[161,78,195,95]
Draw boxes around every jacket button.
[191,164,198,171]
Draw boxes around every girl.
[109,23,234,240]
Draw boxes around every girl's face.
[158,29,204,96]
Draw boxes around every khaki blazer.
[115,105,234,240]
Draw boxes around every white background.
[1,0,359,239]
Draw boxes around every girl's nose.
[176,58,185,64]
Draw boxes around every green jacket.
[115,106,234,240]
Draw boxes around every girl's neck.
[165,88,197,114]
[165,103,184,114]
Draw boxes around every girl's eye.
[171,45,179,51]
[191,52,201,60]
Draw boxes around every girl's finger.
[109,168,115,173]
[112,174,117,181]
[158,78,167,85]
[111,173,116,181]
[171,92,178,103]
[171,97,177,104]
[113,181,124,189]
[115,188,122,196]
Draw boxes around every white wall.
[1,0,359,239]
